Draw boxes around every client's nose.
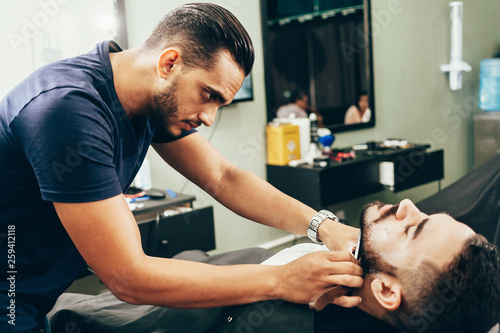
[396,198,421,221]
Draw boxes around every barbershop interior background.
[2,0,500,254]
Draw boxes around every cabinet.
[267,146,444,209]
[133,193,216,258]
[474,112,500,167]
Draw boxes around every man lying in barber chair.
[48,196,500,333]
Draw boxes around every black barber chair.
[417,153,500,247]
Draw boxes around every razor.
[308,232,362,311]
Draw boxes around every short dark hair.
[141,3,254,76]
[289,89,307,103]
[388,234,500,333]
[355,90,368,108]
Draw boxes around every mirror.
[261,0,374,133]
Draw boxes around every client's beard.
[358,201,399,276]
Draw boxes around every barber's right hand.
[274,251,363,308]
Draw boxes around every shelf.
[267,1,363,26]
[266,147,444,209]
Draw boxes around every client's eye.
[404,224,414,235]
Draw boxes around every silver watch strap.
[307,210,339,243]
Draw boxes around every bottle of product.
[305,113,324,165]
[479,58,500,111]
[309,113,319,144]
[319,134,335,155]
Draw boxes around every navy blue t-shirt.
[0,41,194,332]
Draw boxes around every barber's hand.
[318,220,359,253]
[275,251,363,308]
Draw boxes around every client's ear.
[370,274,402,311]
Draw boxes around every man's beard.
[151,77,180,138]
[358,201,399,276]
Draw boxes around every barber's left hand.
[318,219,359,253]
[274,250,363,307]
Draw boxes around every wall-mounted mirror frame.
[261,0,375,133]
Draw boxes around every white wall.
[0,0,116,98]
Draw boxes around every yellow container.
[266,123,301,165]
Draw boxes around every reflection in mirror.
[261,0,374,133]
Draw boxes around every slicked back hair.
[142,3,254,76]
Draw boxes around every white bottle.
[134,157,152,190]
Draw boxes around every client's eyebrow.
[412,217,430,240]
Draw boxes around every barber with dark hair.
[0,3,361,332]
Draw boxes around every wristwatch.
[307,210,339,243]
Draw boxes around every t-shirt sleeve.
[10,88,123,203]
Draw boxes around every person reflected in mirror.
[344,91,371,125]
[276,89,323,127]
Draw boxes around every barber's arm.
[152,132,359,252]
[53,196,363,308]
